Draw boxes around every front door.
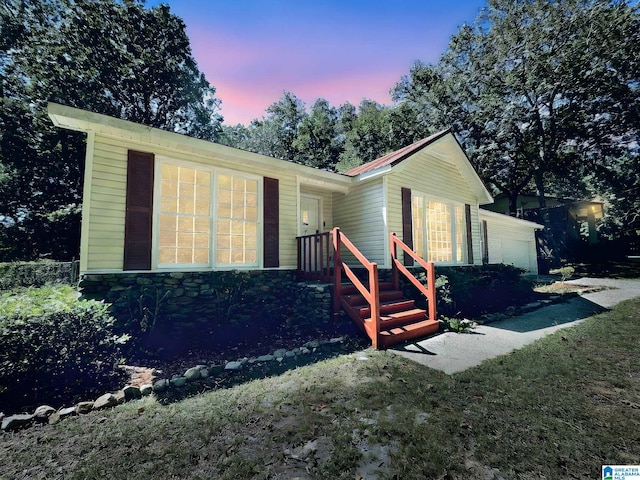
[300,195,320,236]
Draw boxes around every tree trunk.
[508,192,519,216]
[534,169,547,208]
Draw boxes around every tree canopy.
[0,0,222,260]
[392,0,640,218]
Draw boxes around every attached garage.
[480,209,542,273]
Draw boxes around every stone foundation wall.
[79,270,332,335]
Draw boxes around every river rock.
[59,406,77,418]
[2,414,34,431]
[225,361,242,370]
[123,385,142,401]
[273,349,287,359]
[170,376,187,387]
[184,367,201,381]
[153,379,170,392]
[93,393,118,410]
[33,405,56,421]
[76,402,94,414]
[140,384,153,396]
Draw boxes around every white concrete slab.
[392,277,640,374]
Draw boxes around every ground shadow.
[486,296,607,333]
[152,334,371,405]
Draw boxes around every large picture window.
[156,162,259,268]
[412,193,466,264]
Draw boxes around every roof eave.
[47,102,352,190]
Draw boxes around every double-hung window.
[412,193,466,264]
[156,161,259,268]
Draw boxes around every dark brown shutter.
[123,150,154,270]
[263,177,279,268]
[465,204,474,264]
[401,187,413,266]
[482,220,489,264]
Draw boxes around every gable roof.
[48,103,493,203]
[344,129,451,177]
[345,129,493,204]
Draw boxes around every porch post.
[332,228,341,316]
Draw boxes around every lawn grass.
[1,298,639,479]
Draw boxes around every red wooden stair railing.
[332,227,439,349]
[390,232,437,321]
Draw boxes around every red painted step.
[379,319,440,348]
[342,289,403,306]
[355,299,416,318]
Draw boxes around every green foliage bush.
[404,264,534,318]
[0,296,129,414]
[436,265,534,317]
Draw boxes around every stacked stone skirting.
[79,270,333,334]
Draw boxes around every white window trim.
[412,191,467,266]
[152,156,263,271]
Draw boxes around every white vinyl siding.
[332,179,386,266]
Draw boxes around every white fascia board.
[47,102,352,190]
[352,164,393,183]
[479,209,544,229]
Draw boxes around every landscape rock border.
[2,294,570,432]
[1,336,348,432]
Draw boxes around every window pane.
[160,196,177,213]
[217,234,230,249]
[159,247,175,264]
[425,200,453,263]
[217,219,230,234]
[455,205,464,263]
[177,217,193,232]
[217,249,230,264]
[218,175,232,189]
[194,248,209,264]
[218,204,232,218]
[162,164,179,181]
[159,164,211,265]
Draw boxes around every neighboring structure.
[483,193,604,267]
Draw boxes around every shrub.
[436,264,534,317]
[0,261,79,290]
[402,264,535,318]
[0,298,129,414]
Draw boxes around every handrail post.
[390,232,399,291]
[427,261,436,320]
[297,236,302,280]
[370,262,380,349]
[332,228,341,315]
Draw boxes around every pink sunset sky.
[149,1,487,125]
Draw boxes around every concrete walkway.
[392,277,640,374]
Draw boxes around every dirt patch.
[534,281,612,295]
